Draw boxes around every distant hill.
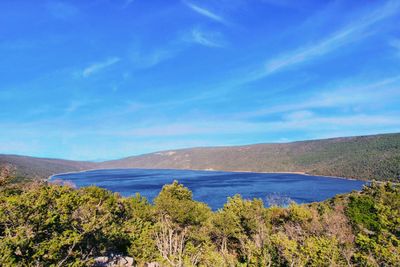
[0,155,95,180]
[99,133,400,181]
[1,133,400,181]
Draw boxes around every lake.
[51,169,366,210]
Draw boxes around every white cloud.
[236,75,400,119]
[183,1,228,25]
[82,57,120,77]
[2,114,397,159]
[264,1,400,75]
[99,114,400,138]
[166,1,400,102]
[129,46,178,69]
[186,28,226,48]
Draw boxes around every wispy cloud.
[236,75,400,119]
[2,111,398,159]
[65,101,84,114]
[264,1,400,75]
[82,57,120,77]
[183,1,228,25]
[186,28,226,48]
[64,99,98,114]
[159,1,400,106]
[94,113,400,138]
[129,45,178,69]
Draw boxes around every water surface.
[52,169,366,210]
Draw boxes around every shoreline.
[48,167,364,182]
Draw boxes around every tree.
[153,181,211,266]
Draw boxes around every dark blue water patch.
[51,169,367,210]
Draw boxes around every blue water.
[51,169,366,210]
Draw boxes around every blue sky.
[1,0,400,160]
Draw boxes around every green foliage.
[347,194,381,232]
[154,180,210,227]
[288,203,313,223]
[0,180,399,266]
[271,232,305,266]
[0,184,139,266]
[153,181,212,266]
[347,182,400,266]
[302,236,341,266]
[126,218,157,264]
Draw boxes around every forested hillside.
[1,133,400,181]
[101,133,400,181]
[0,176,398,266]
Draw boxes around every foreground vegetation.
[0,169,399,266]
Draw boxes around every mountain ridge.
[1,132,400,181]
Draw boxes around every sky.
[1,0,400,160]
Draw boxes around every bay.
[51,169,366,210]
